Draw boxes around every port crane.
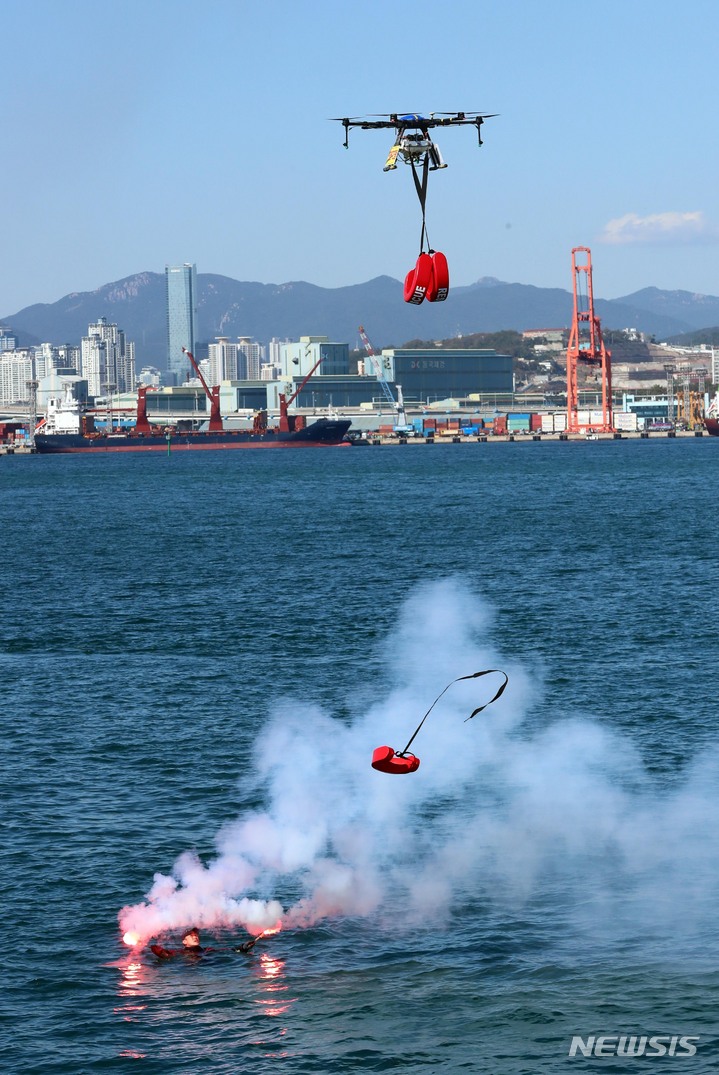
[358,326,412,434]
[565,248,613,433]
[183,347,332,436]
[277,353,328,432]
[182,348,224,431]
[664,362,707,427]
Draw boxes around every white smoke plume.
[119,578,719,955]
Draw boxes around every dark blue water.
[3,440,719,1073]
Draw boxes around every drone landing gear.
[403,250,450,305]
[384,144,400,171]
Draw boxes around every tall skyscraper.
[165,263,197,384]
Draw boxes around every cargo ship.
[34,350,351,453]
[704,392,719,436]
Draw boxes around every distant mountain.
[3,272,715,364]
[615,287,719,331]
[664,326,719,347]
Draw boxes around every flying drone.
[332,112,496,305]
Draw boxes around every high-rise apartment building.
[237,337,262,380]
[165,263,197,384]
[0,349,34,404]
[208,337,239,383]
[0,325,17,352]
[81,318,135,397]
[34,343,81,378]
[207,336,264,383]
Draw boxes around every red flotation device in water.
[371,669,508,775]
[371,745,420,774]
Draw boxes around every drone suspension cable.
[410,155,431,254]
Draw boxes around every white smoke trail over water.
[119,579,719,956]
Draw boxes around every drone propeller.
[431,111,498,118]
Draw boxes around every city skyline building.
[80,318,135,397]
[0,338,83,404]
[237,337,262,380]
[207,336,264,383]
[279,336,350,380]
[165,263,197,384]
[0,349,34,404]
[0,326,17,352]
[208,337,239,383]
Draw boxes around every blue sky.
[2,0,719,313]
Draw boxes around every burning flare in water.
[121,921,281,949]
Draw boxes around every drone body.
[333,112,495,165]
[332,112,496,304]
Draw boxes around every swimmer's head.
[182,927,201,949]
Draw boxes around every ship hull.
[35,418,352,454]
[704,417,719,436]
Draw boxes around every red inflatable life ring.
[403,253,433,305]
[371,745,421,774]
[427,251,449,302]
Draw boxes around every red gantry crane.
[566,247,613,434]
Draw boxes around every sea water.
[2,439,719,1074]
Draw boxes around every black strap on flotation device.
[410,155,431,254]
[398,669,509,757]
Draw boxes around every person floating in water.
[150,927,261,959]
[150,927,207,959]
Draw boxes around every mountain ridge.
[4,272,719,363]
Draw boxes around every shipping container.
[493,416,507,434]
[530,414,543,432]
[0,422,23,438]
[507,414,530,432]
[613,411,638,432]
